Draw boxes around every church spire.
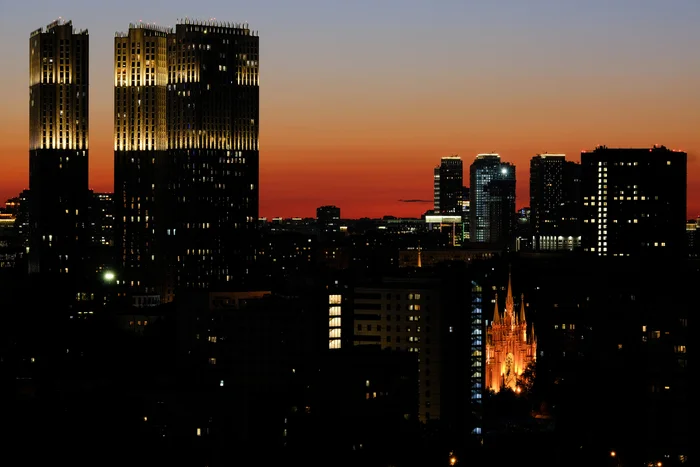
[519,293,527,324]
[492,293,500,324]
[505,265,514,319]
[416,241,422,268]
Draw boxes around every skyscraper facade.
[433,156,463,216]
[530,154,581,250]
[114,23,170,300]
[29,19,90,278]
[530,154,564,249]
[168,20,259,291]
[469,154,516,245]
[580,145,687,257]
[114,19,259,300]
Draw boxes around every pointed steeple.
[492,293,500,324]
[519,293,527,324]
[505,265,514,319]
[416,242,422,268]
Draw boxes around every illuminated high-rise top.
[29,19,89,151]
[168,19,259,152]
[28,19,91,278]
[114,23,171,152]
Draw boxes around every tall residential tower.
[29,19,90,278]
[167,20,260,291]
[114,23,171,302]
[114,19,260,302]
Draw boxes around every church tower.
[485,267,537,392]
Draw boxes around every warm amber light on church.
[486,269,537,392]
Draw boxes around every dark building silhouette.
[28,19,90,280]
[433,156,463,216]
[113,20,260,300]
[0,212,21,269]
[504,254,691,466]
[515,207,531,251]
[530,154,581,250]
[5,191,30,250]
[469,154,516,246]
[561,161,581,241]
[486,171,516,248]
[462,186,470,239]
[90,192,114,273]
[581,146,686,258]
[687,217,699,258]
[316,205,341,237]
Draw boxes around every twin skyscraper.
[28,18,259,304]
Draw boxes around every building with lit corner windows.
[580,146,686,258]
[28,19,90,279]
[351,269,486,437]
[114,19,259,300]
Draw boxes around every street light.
[103,271,115,282]
[448,451,457,466]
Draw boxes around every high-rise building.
[114,23,171,300]
[562,160,582,240]
[581,146,687,258]
[433,156,463,216]
[351,272,484,431]
[469,154,516,245]
[28,19,90,278]
[114,19,260,298]
[530,154,581,250]
[167,20,259,291]
[530,154,564,248]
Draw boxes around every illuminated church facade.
[485,270,537,392]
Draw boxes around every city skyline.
[1,1,699,219]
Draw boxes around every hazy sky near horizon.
[1,0,699,218]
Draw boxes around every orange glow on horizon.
[1,74,699,219]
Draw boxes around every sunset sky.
[1,0,698,219]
